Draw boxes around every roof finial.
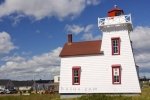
[114,5,117,8]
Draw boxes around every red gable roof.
[108,8,122,13]
[107,6,124,17]
[59,40,103,57]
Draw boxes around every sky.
[0,0,150,80]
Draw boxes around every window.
[111,37,120,55]
[115,11,123,16]
[58,77,60,82]
[112,65,121,84]
[72,67,81,85]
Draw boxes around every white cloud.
[0,32,17,54]
[131,26,150,51]
[82,33,100,40]
[84,24,94,33]
[86,0,100,5]
[0,0,100,20]
[2,56,25,62]
[66,24,94,35]
[10,14,25,26]
[65,24,84,35]
[0,47,62,80]
[131,26,150,77]
[66,24,101,40]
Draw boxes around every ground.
[0,87,149,100]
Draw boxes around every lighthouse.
[59,6,141,98]
[98,5,141,92]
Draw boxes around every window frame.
[111,37,120,55]
[72,66,81,85]
[112,65,121,84]
[115,11,123,16]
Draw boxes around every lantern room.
[108,5,124,17]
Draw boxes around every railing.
[98,14,132,27]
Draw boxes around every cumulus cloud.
[10,14,25,26]
[84,24,94,33]
[66,24,94,35]
[82,33,100,40]
[86,0,100,5]
[81,24,101,40]
[131,26,150,51]
[1,56,25,62]
[66,24,101,40]
[0,47,62,80]
[65,24,84,35]
[131,26,150,77]
[0,32,17,54]
[0,0,100,20]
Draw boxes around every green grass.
[76,88,150,100]
[0,88,150,100]
[0,94,60,100]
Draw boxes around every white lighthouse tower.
[98,5,141,93]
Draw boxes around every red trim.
[112,65,121,84]
[72,66,81,85]
[111,37,120,55]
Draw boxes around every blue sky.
[0,0,149,80]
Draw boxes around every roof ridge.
[65,40,101,44]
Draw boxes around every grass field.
[0,94,60,100]
[0,88,149,100]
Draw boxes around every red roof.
[59,40,103,57]
[108,8,122,13]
